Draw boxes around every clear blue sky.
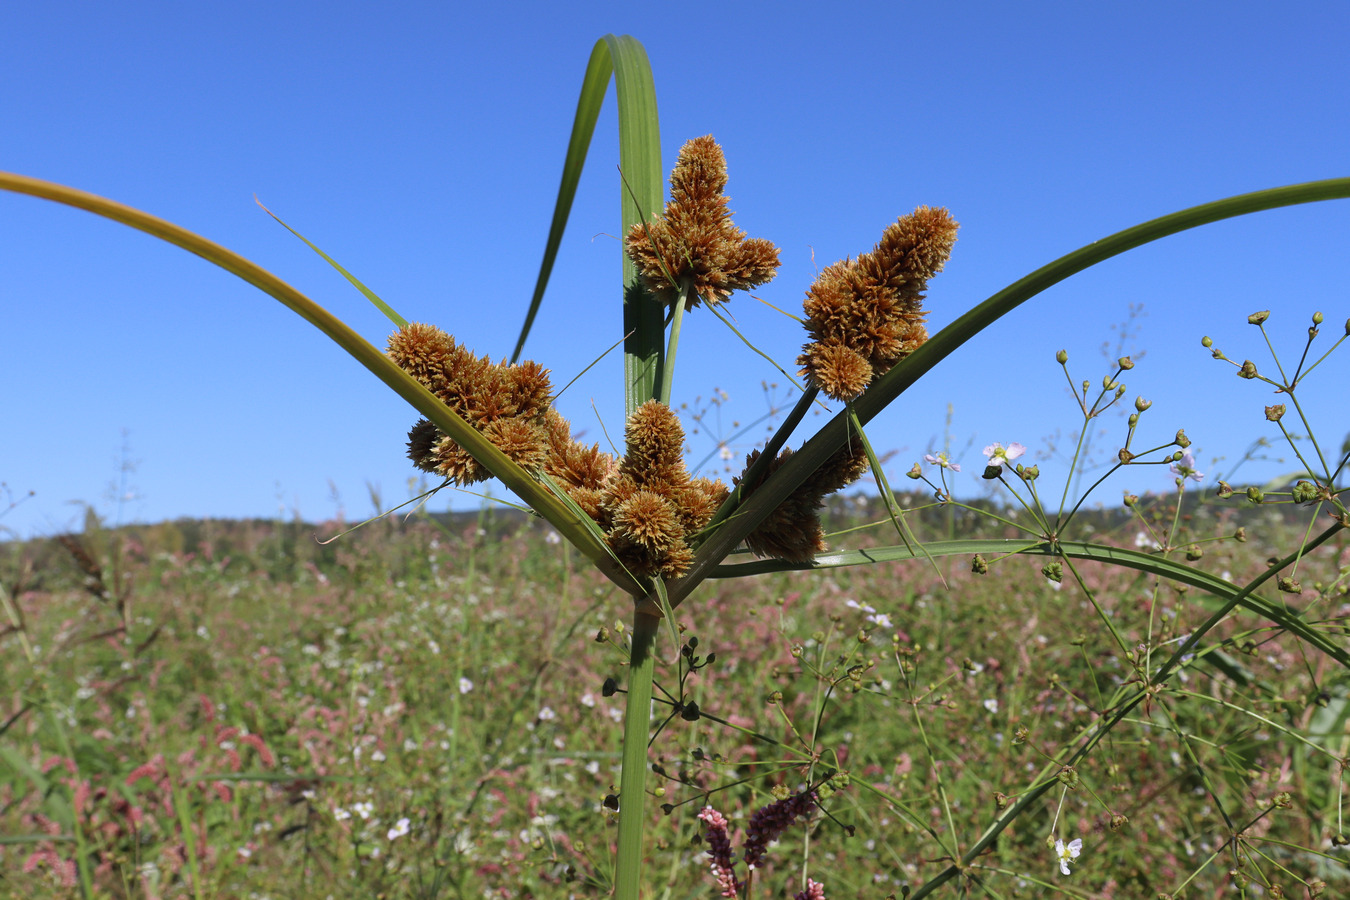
[3,2,1348,540]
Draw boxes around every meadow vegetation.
[3,486,1348,898]
[4,32,1349,900]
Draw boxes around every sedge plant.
[5,32,1350,898]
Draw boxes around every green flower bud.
[1042,560,1063,583]
[1186,544,1203,561]
[1128,413,1139,427]
[1292,480,1318,504]
[1123,493,1138,507]
[1201,336,1213,348]
[1247,310,1270,325]
[1056,349,1069,365]
[1216,480,1233,498]
[1235,526,1246,541]
[971,554,989,575]
[1102,374,1117,390]
[1023,465,1039,480]
[1278,576,1301,594]
[906,462,923,479]
[1174,429,1191,448]
[1246,486,1264,503]
[1312,311,1324,325]
[1135,396,1151,412]
[1238,359,1259,379]
[1118,356,1134,370]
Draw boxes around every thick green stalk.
[613,611,660,899]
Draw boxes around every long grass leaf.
[607,35,665,416]
[511,34,665,421]
[0,172,642,595]
[670,178,1350,610]
[255,197,408,328]
[511,40,612,363]
[711,536,1350,666]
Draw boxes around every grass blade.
[0,171,642,595]
[669,178,1350,611]
[255,197,408,328]
[511,34,666,422]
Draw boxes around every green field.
[4,496,1347,899]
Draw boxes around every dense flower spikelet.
[599,400,728,578]
[799,206,958,400]
[389,324,727,578]
[625,135,780,310]
[387,323,555,485]
[735,441,869,564]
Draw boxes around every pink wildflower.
[743,791,817,869]
[795,878,827,900]
[697,806,742,897]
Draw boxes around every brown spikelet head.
[612,490,683,553]
[799,207,958,401]
[735,440,871,564]
[622,400,689,484]
[482,418,550,473]
[595,400,728,579]
[625,135,780,311]
[387,323,456,394]
[389,324,558,486]
[543,409,618,502]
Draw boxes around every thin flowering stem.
[998,474,1053,537]
[1256,323,1291,386]
[657,277,694,405]
[1294,328,1349,383]
[706,302,809,393]
[900,667,962,863]
[1055,439,1178,533]
[1280,391,1334,481]
[1061,557,1130,656]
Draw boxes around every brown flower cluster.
[389,323,555,484]
[388,326,725,578]
[735,440,869,564]
[624,135,780,310]
[798,207,958,401]
[596,401,728,578]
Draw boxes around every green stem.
[613,611,661,900]
[657,280,692,405]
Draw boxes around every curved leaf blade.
[0,171,640,595]
[672,178,1350,610]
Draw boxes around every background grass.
[3,491,1347,899]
